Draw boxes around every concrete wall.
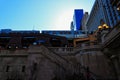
[76,49,116,79]
[0,50,28,80]
[0,46,76,80]
[0,45,118,80]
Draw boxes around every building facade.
[73,9,83,30]
[42,30,87,39]
[86,0,120,79]
[110,0,120,26]
[86,0,120,33]
[81,12,89,32]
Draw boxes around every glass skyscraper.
[73,9,83,30]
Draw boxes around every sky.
[0,0,95,31]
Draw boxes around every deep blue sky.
[0,0,95,30]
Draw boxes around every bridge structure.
[0,31,68,49]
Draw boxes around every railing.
[0,50,28,57]
[0,45,102,79]
[28,45,71,70]
[43,46,101,80]
[48,47,80,55]
[48,45,101,55]
[45,46,102,79]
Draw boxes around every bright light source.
[117,7,120,11]
[55,10,73,30]
[103,24,107,27]
[106,26,109,28]
[103,24,110,28]
[98,26,102,29]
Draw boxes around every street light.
[97,23,110,43]
[98,26,102,29]
[98,23,110,31]
[103,24,109,28]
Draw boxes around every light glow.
[98,26,102,29]
[54,10,74,30]
[117,7,120,11]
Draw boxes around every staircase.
[28,45,101,80]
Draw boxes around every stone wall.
[0,45,117,80]
[76,50,116,79]
[0,50,28,80]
